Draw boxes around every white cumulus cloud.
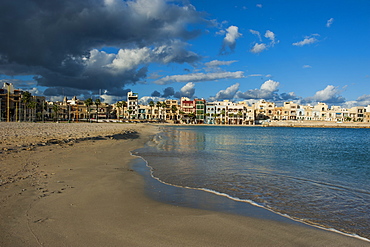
[305,85,345,103]
[174,82,196,98]
[293,36,319,46]
[264,30,277,45]
[209,83,240,101]
[250,43,267,54]
[237,80,280,99]
[221,26,242,53]
[249,30,278,53]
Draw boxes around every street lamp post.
[6,83,10,122]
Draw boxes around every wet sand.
[1,122,369,246]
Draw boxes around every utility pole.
[6,83,10,122]
[15,102,18,122]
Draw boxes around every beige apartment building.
[46,96,111,122]
[253,99,275,122]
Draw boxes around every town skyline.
[0,0,369,108]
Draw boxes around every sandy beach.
[1,122,369,246]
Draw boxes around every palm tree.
[127,109,133,120]
[149,100,155,120]
[188,112,195,124]
[237,111,243,125]
[95,98,101,122]
[161,102,168,121]
[28,101,37,122]
[171,105,178,122]
[179,110,185,123]
[21,91,32,121]
[156,101,162,120]
[116,101,122,120]
[52,104,59,122]
[42,101,47,122]
[221,109,226,124]
[84,98,93,122]
[121,101,127,120]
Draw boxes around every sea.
[132,125,370,240]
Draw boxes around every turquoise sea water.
[134,126,370,239]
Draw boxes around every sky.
[0,0,369,107]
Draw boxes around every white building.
[127,91,138,119]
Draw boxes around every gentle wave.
[129,150,370,243]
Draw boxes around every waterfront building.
[180,97,195,123]
[205,100,254,125]
[195,99,206,124]
[205,102,217,124]
[0,83,48,122]
[0,83,22,122]
[127,91,139,119]
[364,105,370,123]
[296,106,305,120]
[137,104,150,120]
[227,102,244,125]
[214,101,230,124]
[241,102,255,125]
[164,99,180,123]
[282,101,299,120]
[313,102,329,121]
[328,106,348,122]
[349,106,365,122]
[253,99,275,123]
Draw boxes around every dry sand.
[1,122,369,246]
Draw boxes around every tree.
[179,110,185,123]
[95,98,101,122]
[221,109,226,124]
[237,111,243,124]
[127,109,133,120]
[161,102,168,121]
[121,101,127,120]
[28,101,37,122]
[116,101,122,120]
[42,101,47,122]
[156,101,162,120]
[171,105,178,121]
[21,91,32,121]
[188,112,195,124]
[84,98,93,122]
[149,100,155,119]
[52,104,59,122]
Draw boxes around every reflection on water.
[135,126,370,239]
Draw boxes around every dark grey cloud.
[150,86,176,98]
[151,90,161,97]
[162,87,175,97]
[0,0,204,96]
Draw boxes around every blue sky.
[1,0,369,107]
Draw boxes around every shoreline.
[162,120,370,129]
[132,156,370,242]
[1,122,369,246]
